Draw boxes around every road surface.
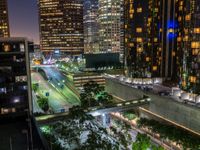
[31,72,72,113]
[42,67,80,105]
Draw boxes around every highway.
[41,67,80,105]
[31,72,72,113]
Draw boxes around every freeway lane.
[31,72,72,113]
[42,67,80,105]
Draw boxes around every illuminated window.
[191,42,200,49]
[146,57,150,62]
[137,47,143,53]
[190,76,197,83]
[129,43,134,47]
[178,16,182,21]
[183,36,188,41]
[172,51,176,57]
[137,8,142,13]
[168,28,174,33]
[129,9,134,14]
[179,6,183,11]
[192,49,199,55]
[154,8,158,12]
[194,28,200,34]
[136,38,142,42]
[20,44,25,52]
[177,37,181,42]
[4,44,10,52]
[153,66,157,71]
[185,15,191,21]
[136,28,142,33]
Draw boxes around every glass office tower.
[98,0,123,53]
[83,0,99,53]
[38,0,84,55]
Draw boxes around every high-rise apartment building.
[176,0,200,93]
[0,0,10,37]
[98,0,123,53]
[38,0,84,55]
[0,37,33,116]
[83,0,99,53]
[0,37,34,149]
[125,0,179,78]
[125,0,163,77]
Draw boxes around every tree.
[97,92,113,105]
[44,106,120,150]
[32,83,39,92]
[137,118,200,150]
[37,97,49,112]
[80,92,97,108]
[80,81,113,108]
[83,81,104,95]
[132,133,151,150]
[68,106,94,122]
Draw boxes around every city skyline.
[0,0,200,149]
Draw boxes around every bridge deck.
[36,97,151,125]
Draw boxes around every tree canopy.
[80,81,113,108]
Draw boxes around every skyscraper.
[38,0,84,55]
[124,0,179,79]
[0,37,34,149]
[0,37,33,116]
[125,0,163,77]
[98,0,123,53]
[0,0,10,37]
[176,0,200,93]
[83,0,99,53]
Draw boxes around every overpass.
[35,97,151,126]
[88,97,150,116]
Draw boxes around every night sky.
[8,0,39,44]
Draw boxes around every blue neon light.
[167,20,178,39]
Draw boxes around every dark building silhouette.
[0,37,44,150]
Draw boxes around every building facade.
[0,37,35,149]
[38,0,84,55]
[176,0,200,93]
[125,0,163,77]
[124,0,179,79]
[161,0,178,79]
[83,0,99,53]
[0,0,10,37]
[98,0,123,54]
[0,37,33,116]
